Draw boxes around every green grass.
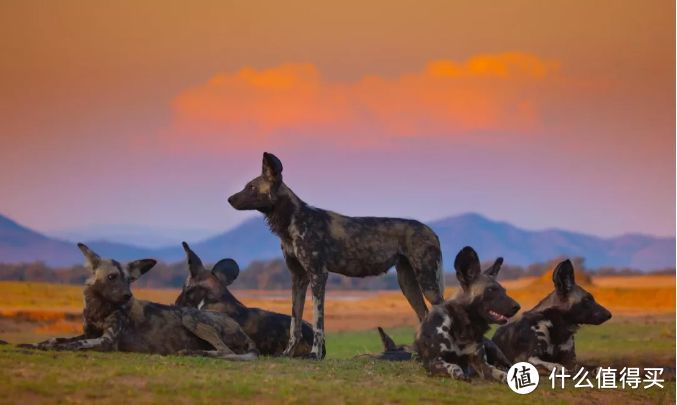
[0,318,674,404]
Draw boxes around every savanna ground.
[0,274,675,404]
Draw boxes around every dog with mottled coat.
[228,152,445,359]
[175,242,319,357]
[492,259,611,373]
[415,246,520,381]
[24,243,258,360]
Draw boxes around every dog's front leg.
[19,334,87,350]
[528,356,567,374]
[470,354,507,383]
[309,270,328,359]
[43,315,122,352]
[482,337,511,370]
[470,345,507,383]
[282,256,309,357]
[428,357,469,381]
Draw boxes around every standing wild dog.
[228,152,445,359]
[25,243,258,360]
[415,246,520,381]
[492,259,611,373]
[175,242,319,357]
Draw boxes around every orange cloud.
[163,52,559,150]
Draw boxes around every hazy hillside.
[0,212,674,271]
[52,224,214,249]
[0,215,81,265]
[429,213,676,269]
[154,217,282,265]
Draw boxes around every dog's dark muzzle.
[227,193,245,210]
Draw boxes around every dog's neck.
[213,289,248,319]
[262,183,306,239]
[532,306,579,344]
[83,286,127,325]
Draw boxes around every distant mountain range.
[0,213,674,271]
[51,224,215,249]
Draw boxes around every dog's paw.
[298,351,324,361]
[451,368,470,382]
[282,340,300,357]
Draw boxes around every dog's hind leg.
[309,271,328,359]
[181,312,258,360]
[395,259,428,321]
[179,349,257,361]
[408,246,445,306]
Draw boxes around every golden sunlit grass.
[0,274,673,341]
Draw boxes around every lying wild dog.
[175,242,319,357]
[414,246,520,381]
[492,259,611,373]
[24,243,258,360]
[373,327,512,371]
[228,152,445,359]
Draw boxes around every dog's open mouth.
[488,310,509,323]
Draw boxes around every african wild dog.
[414,246,520,381]
[228,152,445,359]
[175,242,319,357]
[492,259,611,373]
[24,243,258,360]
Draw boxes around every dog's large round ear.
[454,246,481,289]
[262,152,283,183]
[127,259,157,282]
[483,257,504,278]
[182,241,205,278]
[553,259,575,296]
[212,259,240,286]
[77,243,101,271]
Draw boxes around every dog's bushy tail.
[367,327,414,361]
[378,327,398,351]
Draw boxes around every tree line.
[0,257,671,290]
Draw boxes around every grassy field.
[0,278,674,403]
[0,319,674,404]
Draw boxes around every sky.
[0,0,674,239]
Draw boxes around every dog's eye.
[107,273,117,281]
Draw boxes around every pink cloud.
[159,52,560,151]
